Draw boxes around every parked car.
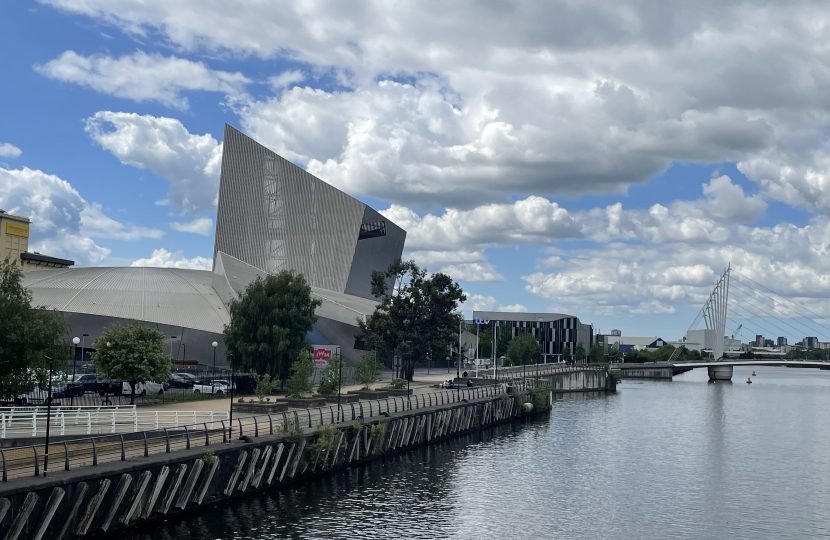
[177,373,201,385]
[52,383,85,399]
[70,374,98,392]
[192,379,234,395]
[168,373,194,388]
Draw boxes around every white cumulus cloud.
[0,143,22,158]
[36,50,250,110]
[81,202,164,240]
[170,217,213,236]
[130,248,212,270]
[85,111,222,214]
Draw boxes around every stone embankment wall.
[617,367,674,379]
[0,391,549,540]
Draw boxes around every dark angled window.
[358,220,387,240]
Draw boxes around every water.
[124,366,830,539]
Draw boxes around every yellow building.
[0,209,74,270]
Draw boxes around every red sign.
[314,349,332,361]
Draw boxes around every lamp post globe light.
[43,355,54,476]
[212,341,218,396]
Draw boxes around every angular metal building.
[23,126,406,368]
[214,125,405,300]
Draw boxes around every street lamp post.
[228,359,235,441]
[72,337,80,406]
[457,321,461,400]
[211,341,218,396]
[169,336,177,358]
[336,346,343,421]
[43,355,54,476]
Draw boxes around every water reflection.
[123,367,830,540]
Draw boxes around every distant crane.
[731,324,742,339]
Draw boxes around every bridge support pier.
[707,365,733,381]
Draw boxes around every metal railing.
[0,407,229,438]
[478,363,605,382]
[0,381,542,481]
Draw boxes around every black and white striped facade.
[214,125,406,301]
[473,311,594,363]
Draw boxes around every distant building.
[472,311,593,364]
[0,210,74,270]
[684,329,741,353]
[805,336,819,349]
[608,336,667,354]
[755,334,764,347]
[777,337,788,347]
[764,339,775,347]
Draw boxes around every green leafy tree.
[607,348,623,361]
[0,258,71,400]
[318,355,343,395]
[478,330,493,359]
[224,271,321,385]
[651,344,677,363]
[574,342,586,363]
[358,260,466,381]
[562,345,572,363]
[354,351,382,389]
[288,352,315,398]
[588,344,604,364]
[90,321,170,404]
[252,373,276,403]
[495,322,512,359]
[505,333,542,366]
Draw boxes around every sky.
[2,0,830,340]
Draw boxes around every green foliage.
[478,330,493,359]
[288,352,315,398]
[223,271,321,383]
[574,342,586,362]
[252,373,276,403]
[90,321,170,404]
[621,344,702,363]
[528,385,549,411]
[358,259,466,381]
[200,448,217,466]
[562,345,572,363]
[505,333,542,366]
[389,378,407,389]
[238,397,244,403]
[352,421,363,434]
[606,348,623,361]
[307,424,339,470]
[318,355,343,395]
[588,344,604,364]
[285,419,305,445]
[354,351,382,389]
[0,258,71,400]
[369,423,385,441]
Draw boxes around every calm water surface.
[125,366,830,539]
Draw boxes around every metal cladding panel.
[214,125,387,298]
[22,267,230,334]
[344,206,406,299]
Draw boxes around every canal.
[122,366,830,539]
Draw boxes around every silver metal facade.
[214,125,405,300]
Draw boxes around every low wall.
[0,391,549,540]
[617,367,674,379]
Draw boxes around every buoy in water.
[746,377,752,384]
[752,371,756,376]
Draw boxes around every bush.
[253,373,276,403]
[354,351,382,390]
[317,382,336,395]
[307,424,340,470]
[389,378,407,389]
[285,419,305,445]
[237,397,244,403]
[288,352,315,398]
[200,448,217,466]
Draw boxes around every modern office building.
[472,311,593,364]
[777,336,788,347]
[1,209,74,270]
[804,336,819,349]
[22,126,406,368]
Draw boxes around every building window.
[358,221,386,240]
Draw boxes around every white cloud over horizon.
[130,248,212,270]
[170,217,213,236]
[0,143,22,158]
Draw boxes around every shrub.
[354,351,382,390]
[389,378,407,390]
[237,397,244,403]
[200,448,217,466]
[307,424,340,470]
[288,352,315,398]
[352,421,363,435]
[252,373,276,403]
[285,419,305,445]
[317,382,336,395]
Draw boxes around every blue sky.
[3,0,830,341]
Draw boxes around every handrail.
[0,366,598,481]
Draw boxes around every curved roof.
[22,267,231,333]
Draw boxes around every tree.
[574,342,586,363]
[358,260,466,381]
[562,346,572,363]
[90,322,170,404]
[588,344,604,364]
[354,351,382,389]
[0,258,71,400]
[607,348,623,361]
[318,355,343,395]
[495,322,512,359]
[252,373,276,403]
[224,271,321,385]
[287,352,315,398]
[478,330,493,359]
[505,333,542,366]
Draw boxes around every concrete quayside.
[0,366,611,540]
